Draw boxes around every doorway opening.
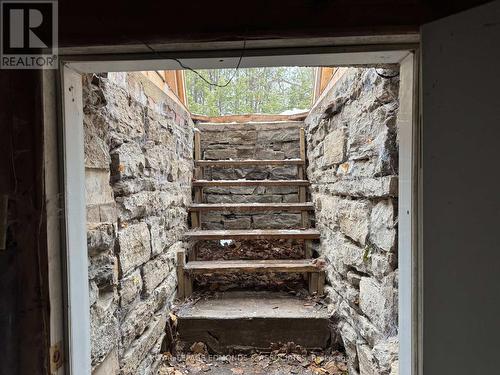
[52,43,418,375]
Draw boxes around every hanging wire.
[142,40,246,88]
[375,68,400,79]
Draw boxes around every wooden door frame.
[44,36,421,375]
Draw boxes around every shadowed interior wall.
[422,2,500,374]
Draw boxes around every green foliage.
[185,67,314,116]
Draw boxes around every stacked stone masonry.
[197,122,305,230]
[84,72,193,375]
[305,68,400,375]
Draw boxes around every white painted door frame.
[49,39,421,375]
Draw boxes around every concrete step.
[192,179,309,187]
[195,158,304,167]
[189,202,314,212]
[184,229,320,240]
[184,259,320,274]
[176,291,331,353]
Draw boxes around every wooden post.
[304,240,313,259]
[317,271,326,295]
[176,249,193,299]
[184,274,193,298]
[188,242,198,262]
[308,272,319,295]
[298,127,309,228]
[176,250,186,299]
[191,129,202,228]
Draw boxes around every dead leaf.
[314,356,324,365]
[189,342,208,355]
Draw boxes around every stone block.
[92,348,119,375]
[83,112,110,170]
[323,128,346,166]
[90,303,119,367]
[85,169,114,205]
[255,148,285,160]
[373,337,398,375]
[117,191,185,221]
[147,216,169,256]
[223,216,252,230]
[357,341,377,375]
[370,251,397,280]
[236,146,256,159]
[330,176,398,198]
[102,83,146,140]
[118,222,151,275]
[142,243,179,295]
[268,166,297,180]
[152,273,177,312]
[339,322,359,374]
[120,297,155,349]
[119,269,142,308]
[120,314,167,375]
[256,128,299,143]
[326,233,370,277]
[110,142,145,179]
[282,194,299,203]
[337,199,371,246]
[390,360,399,375]
[87,204,101,223]
[204,148,238,160]
[99,203,117,223]
[143,144,172,173]
[89,280,99,306]
[252,213,301,229]
[88,252,118,289]
[359,274,398,337]
[87,223,115,256]
[370,199,396,252]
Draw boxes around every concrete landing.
[176,291,331,353]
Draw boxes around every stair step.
[185,229,320,240]
[176,291,330,353]
[195,158,304,167]
[189,202,314,212]
[192,179,309,187]
[185,259,320,274]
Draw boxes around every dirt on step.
[197,239,307,261]
[157,347,347,375]
[194,239,313,292]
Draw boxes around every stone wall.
[197,121,304,229]
[84,72,193,374]
[305,68,399,375]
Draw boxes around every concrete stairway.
[176,124,328,352]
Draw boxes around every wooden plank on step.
[184,259,320,274]
[192,179,309,187]
[195,159,304,167]
[189,202,314,212]
[184,229,320,240]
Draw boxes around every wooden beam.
[189,202,314,212]
[185,228,320,240]
[191,112,308,123]
[195,159,304,167]
[192,179,309,187]
[185,259,320,274]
